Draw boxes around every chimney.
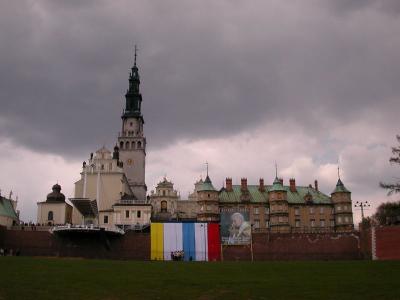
[241,178,248,191]
[314,180,319,191]
[259,178,265,192]
[289,178,296,192]
[279,178,283,185]
[226,178,233,192]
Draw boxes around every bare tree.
[380,135,400,195]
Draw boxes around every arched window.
[137,141,142,148]
[120,141,124,149]
[126,141,130,149]
[48,211,54,221]
[161,201,167,212]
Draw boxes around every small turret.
[268,176,290,233]
[196,167,219,222]
[331,177,354,231]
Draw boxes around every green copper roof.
[197,176,216,192]
[0,197,18,220]
[269,177,286,192]
[332,178,351,194]
[219,185,331,204]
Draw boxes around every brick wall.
[221,232,361,261]
[252,232,361,260]
[1,228,362,260]
[1,229,150,260]
[374,226,400,260]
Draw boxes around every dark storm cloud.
[1,0,400,158]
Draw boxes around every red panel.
[207,223,221,261]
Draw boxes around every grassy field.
[0,257,399,300]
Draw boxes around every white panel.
[163,223,183,261]
[195,223,208,261]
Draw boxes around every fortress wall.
[1,228,362,260]
[375,226,400,260]
[1,229,150,260]
[251,232,361,260]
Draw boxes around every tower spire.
[134,44,138,67]
[123,44,142,118]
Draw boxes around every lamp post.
[200,223,207,261]
[250,223,254,262]
[354,201,370,220]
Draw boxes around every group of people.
[170,250,185,261]
[0,248,20,256]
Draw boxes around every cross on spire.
[337,159,341,179]
[205,161,209,177]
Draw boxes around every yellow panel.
[151,223,164,260]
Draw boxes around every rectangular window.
[137,211,141,218]
[330,220,335,227]
[338,216,342,223]
[320,219,325,227]
[254,220,260,229]
[310,207,314,214]
[278,216,283,223]
[344,216,349,223]
[320,207,324,214]
[295,220,301,227]
[337,206,342,211]
[295,207,300,215]
[265,221,269,228]
[265,207,270,214]
[104,215,108,224]
[311,219,315,227]
[125,210,130,218]
[254,207,259,214]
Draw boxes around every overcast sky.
[0,0,399,223]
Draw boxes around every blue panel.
[182,223,196,261]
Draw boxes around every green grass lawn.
[0,257,399,300]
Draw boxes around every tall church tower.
[117,47,147,200]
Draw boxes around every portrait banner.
[220,208,251,245]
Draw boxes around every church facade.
[65,51,151,230]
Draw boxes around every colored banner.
[182,223,196,261]
[163,223,183,261]
[150,223,164,260]
[220,209,251,245]
[150,222,220,261]
[207,223,221,261]
[195,223,208,261]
